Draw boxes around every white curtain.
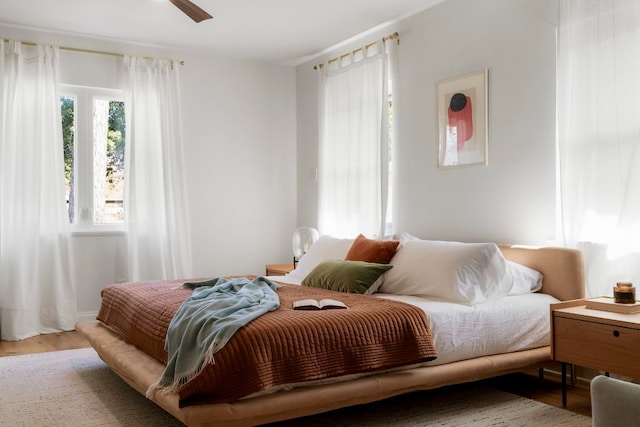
[124,57,192,281]
[318,40,394,238]
[558,0,640,297]
[0,41,77,340]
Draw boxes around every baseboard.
[77,311,98,323]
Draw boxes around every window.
[318,47,391,238]
[61,85,126,231]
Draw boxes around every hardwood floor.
[0,330,90,357]
[0,331,592,418]
[482,368,592,418]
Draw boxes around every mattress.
[271,275,559,366]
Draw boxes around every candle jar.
[613,282,636,304]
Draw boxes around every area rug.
[266,382,592,427]
[0,348,591,427]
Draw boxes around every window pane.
[61,96,75,223]
[93,99,125,224]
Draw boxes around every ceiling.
[0,0,443,65]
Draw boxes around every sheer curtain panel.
[558,0,640,297]
[0,41,77,340]
[124,56,192,281]
[317,40,392,238]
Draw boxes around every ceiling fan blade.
[169,0,213,23]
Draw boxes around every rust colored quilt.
[97,278,437,406]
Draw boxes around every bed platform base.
[76,320,551,427]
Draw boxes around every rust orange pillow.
[344,234,400,264]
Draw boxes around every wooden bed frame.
[76,244,584,427]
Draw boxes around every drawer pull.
[613,330,620,337]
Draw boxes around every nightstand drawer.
[553,316,640,377]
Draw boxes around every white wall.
[296,0,558,245]
[180,53,297,277]
[1,25,297,319]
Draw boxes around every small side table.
[265,264,295,276]
[551,299,640,407]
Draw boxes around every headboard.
[499,244,585,301]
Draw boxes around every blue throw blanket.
[146,276,279,396]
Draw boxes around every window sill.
[71,225,125,237]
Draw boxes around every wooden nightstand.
[551,299,640,407]
[265,264,295,276]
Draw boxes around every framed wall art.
[436,69,488,168]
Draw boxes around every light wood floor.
[483,368,592,418]
[0,330,91,356]
[0,331,592,418]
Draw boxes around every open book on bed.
[293,298,348,310]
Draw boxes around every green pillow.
[301,260,393,295]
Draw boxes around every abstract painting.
[436,69,488,168]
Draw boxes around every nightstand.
[551,299,640,407]
[265,264,295,276]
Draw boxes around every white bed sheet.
[375,292,558,365]
[269,274,558,366]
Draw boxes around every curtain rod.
[313,32,399,70]
[1,39,185,66]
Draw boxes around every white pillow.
[397,232,421,244]
[378,240,514,304]
[286,235,354,281]
[507,261,543,295]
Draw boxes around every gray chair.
[591,375,640,427]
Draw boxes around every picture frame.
[436,69,488,168]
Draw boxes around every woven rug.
[0,348,591,427]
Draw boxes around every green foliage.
[106,101,125,188]
[61,97,74,186]
[108,101,125,152]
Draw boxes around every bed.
[76,235,584,427]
